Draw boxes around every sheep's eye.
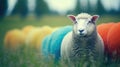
[87,20,91,24]
[89,20,92,23]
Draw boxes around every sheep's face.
[68,13,99,37]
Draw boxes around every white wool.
[61,13,104,66]
[76,13,92,19]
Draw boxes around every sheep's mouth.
[80,33,84,36]
[79,33,87,37]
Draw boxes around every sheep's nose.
[79,29,84,33]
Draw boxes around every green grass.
[0,15,120,67]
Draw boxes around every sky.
[6,0,17,16]
[101,0,120,11]
[44,0,76,14]
[28,0,36,12]
[6,0,120,15]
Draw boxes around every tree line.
[0,0,120,19]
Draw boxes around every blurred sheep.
[107,22,120,60]
[97,23,115,54]
[22,25,35,35]
[25,26,54,49]
[41,26,72,60]
[4,29,25,50]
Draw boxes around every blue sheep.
[41,26,72,60]
[41,35,51,60]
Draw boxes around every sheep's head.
[68,13,99,37]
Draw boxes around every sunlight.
[45,0,76,15]
[6,0,17,16]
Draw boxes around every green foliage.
[97,0,106,15]
[35,0,49,17]
[74,0,81,14]
[11,0,28,17]
[0,0,7,19]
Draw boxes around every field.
[0,15,120,67]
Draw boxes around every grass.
[0,15,120,67]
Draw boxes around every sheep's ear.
[91,15,99,23]
[67,15,76,23]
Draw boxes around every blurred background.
[1,0,120,43]
[1,0,120,18]
[0,0,120,66]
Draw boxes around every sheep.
[61,13,104,66]
[22,25,35,35]
[107,22,120,60]
[41,35,51,60]
[97,23,115,59]
[4,29,25,50]
[25,26,53,49]
[41,26,72,61]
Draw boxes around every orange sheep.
[97,23,115,54]
[107,22,120,59]
[4,29,25,50]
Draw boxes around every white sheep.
[61,13,104,66]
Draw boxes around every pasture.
[0,15,120,67]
